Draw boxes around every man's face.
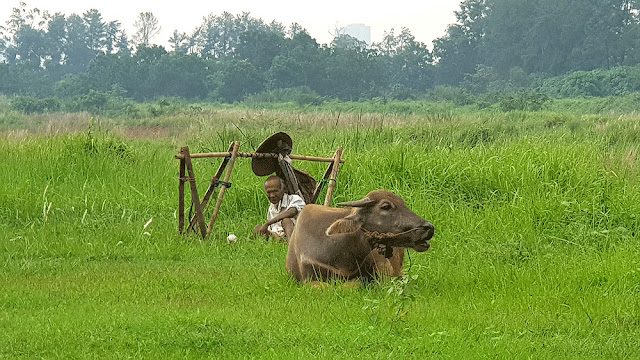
[264,179,284,205]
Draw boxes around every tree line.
[2,0,640,105]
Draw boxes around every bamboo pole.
[324,147,343,207]
[311,161,334,204]
[175,151,344,163]
[182,147,208,238]
[206,141,240,238]
[186,143,233,233]
[178,154,186,234]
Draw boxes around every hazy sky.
[1,0,463,47]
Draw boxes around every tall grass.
[1,109,640,358]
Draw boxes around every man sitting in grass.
[253,175,305,241]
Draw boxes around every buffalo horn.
[338,197,375,208]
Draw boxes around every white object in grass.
[227,234,238,243]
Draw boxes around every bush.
[10,96,61,114]
[541,65,640,98]
[61,90,109,113]
[244,87,325,106]
[387,84,415,101]
[425,86,474,106]
[499,91,550,111]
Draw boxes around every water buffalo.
[286,190,434,283]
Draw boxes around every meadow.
[2,104,640,358]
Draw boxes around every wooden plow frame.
[175,142,344,238]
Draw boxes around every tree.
[149,53,209,98]
[330,34,367,51]
[43,12,67,79]
[569,0,630,70]
[209,59,264,102]
[266,29,325,90]
[191,12,280,58]
[133,12,160,48]
[433,0,639,84]
[373,27,434,94]
[103,19,125,54]
[432,0,489,86]
[83,9,106,52]
[114,30,131,56]
[479,0,634,75]
[63,14,94,73]
[130,45,167,100]
[235,28,286,71]
[479,0,532,74]
[323,46,381,100]
[1,2,49,68]
[169,30,191,54]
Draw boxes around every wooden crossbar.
[176,151,345,163]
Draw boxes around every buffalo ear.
[338,197,375,208]
[326,211,363,235]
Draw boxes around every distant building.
[338,24,371,45]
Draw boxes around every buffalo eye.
[381,203,393,211]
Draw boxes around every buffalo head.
[327,190,434,252]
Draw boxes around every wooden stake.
[324,147,343,207]
[311,161,334,204]
[182,146,208,238]
[178,153,186,234]
[186,143,233,233]
[206,141,240,238]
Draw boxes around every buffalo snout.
[413,222,434,252]
[421,222,435,239]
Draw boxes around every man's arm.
[254,207,298,235]
[266,207,298,226]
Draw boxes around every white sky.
[1,0,463,48]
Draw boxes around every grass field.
[2,107,640,358]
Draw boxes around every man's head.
[264,175,285,205]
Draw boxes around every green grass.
[1,109,640,358]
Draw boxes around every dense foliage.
[2,1,640,104]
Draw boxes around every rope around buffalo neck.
[360,227,422,241]
[361,227,421,258]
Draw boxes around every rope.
[361,227,419,240]
[320,178,337,183]
[314,178,337,204]
[360,227,423,259]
